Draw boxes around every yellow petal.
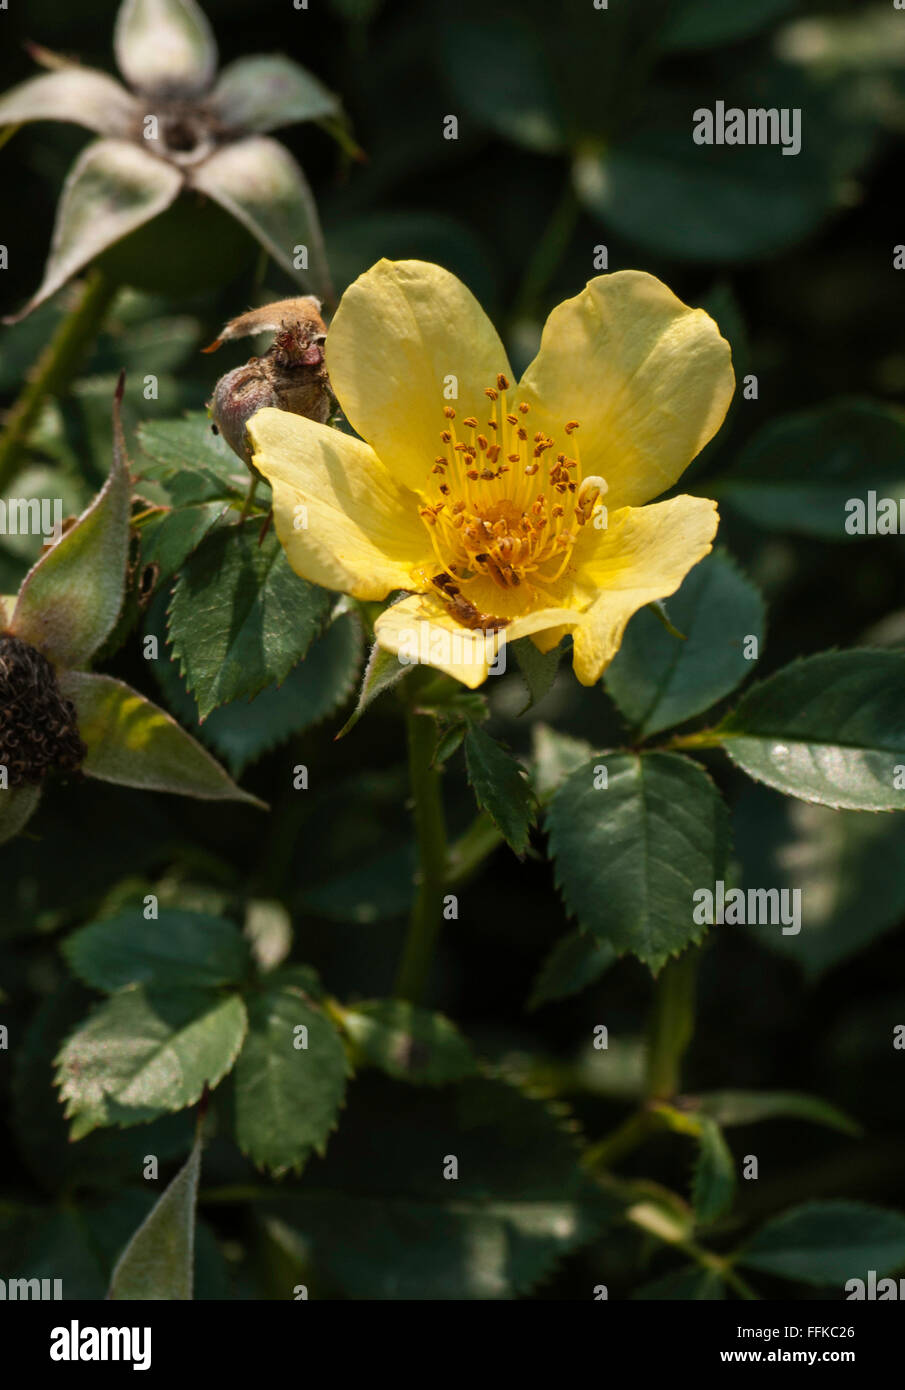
[519,271,734,510]
[248,406,432,600]
[569,495,720,686]
[374,592,576,689]
[325,259,512,496]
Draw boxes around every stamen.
[422,389,592,604]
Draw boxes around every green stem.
[393,710,449,1004]
[667,1235,758,1300]
[582,1109,663,1173]
[511,177,580,326]
[447,811,503,886]
[658,729,724,752]
[0,271,118,491]
[645,950,698,1101]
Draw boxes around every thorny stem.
[393,709,449,1004]
[0,271,118,491]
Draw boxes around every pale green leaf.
[0,67,138,138]
[210,55,340,133]
[55,986,247,1137]
[59,671,265,807]
[11,139,181,320]
[0,784,41,846]
[191,136,332,301]
[11,393,130,668]
[115,0,217,99]
[108,1129,202,1299]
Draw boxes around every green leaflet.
[692,1117,736,1225]
[528,930,617,1010]
[605,551,765,738]
[334,999,477,1084]
[739,1202,905,1286]
[546,752,731,972]
[137,413,248,506]
[697,1088,859,1136]
[233,981,349,1176]
[715,649,905,810]
[168,519,332,718]
[55,986,248,1138]
[62,908,251,993]
[464,725,536,856]
[715,400,905,539]
[263,1075,617,1300]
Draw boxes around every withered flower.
[0,0,342,319]
[0,377,263,845]
[206,297,333,475]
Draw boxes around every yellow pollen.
[421,385,600,605]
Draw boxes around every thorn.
[201,336,223,354]
[257,508,273,545]
[114,368,126,405]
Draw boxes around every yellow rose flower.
[247,260,734,688]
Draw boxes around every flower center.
[134,101,224,166]
[418,375,606,623]
[0,634,86,787]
